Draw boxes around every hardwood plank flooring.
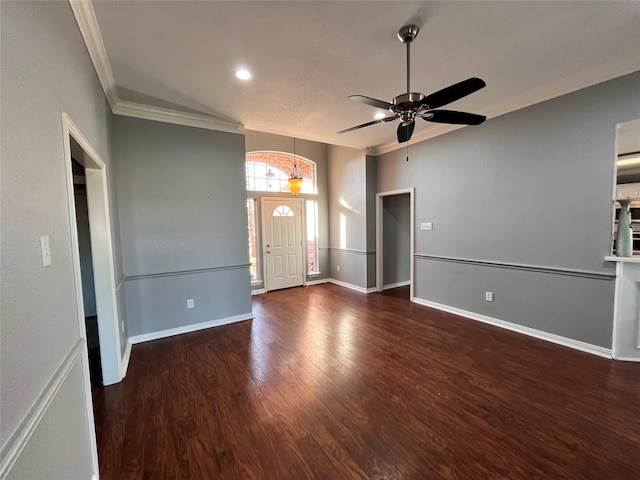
[92,284,640,479]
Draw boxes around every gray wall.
[113,116,252,337]
[1,1,120,477]
[377,72,640,348]
[327,145,372,288]
[383,193,411,286]
[245,130,330,285]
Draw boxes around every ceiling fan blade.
[349,95,394,110]
[338,115,399,134]
[397,121,415,143]
[419,77,486,109]
[338,119,384,134]
[421,110,486,125]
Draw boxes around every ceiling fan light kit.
[339,25,487,144]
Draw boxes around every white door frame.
[376,188,415,300]
[260,196,305,292]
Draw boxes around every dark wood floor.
[93,284,640,479]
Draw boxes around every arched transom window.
[272,205,294,217]
[246,151,316,194]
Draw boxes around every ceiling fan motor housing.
[392,92,426,111]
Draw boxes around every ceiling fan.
[338,25,487,144]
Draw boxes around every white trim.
[120,340,132,378]
[413,297,613,359]
[63,113,123,386]
[112,101,243,134]
[0,341,84,479]
[329,279,376,294]
[376,188,415,299]
[129,313,254,344]
[371,60,640,156]
[611,261,623,359]
[68,1,245,135]
[92,474,100,480]
[605,255,640,264]
[383,280,411,290]
[251,288,266,295]
[68,0,118,110]
[305,278,331,286]
[613,356,640,362]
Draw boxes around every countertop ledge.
[604,256,640,263]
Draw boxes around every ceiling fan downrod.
[397,25,419,93]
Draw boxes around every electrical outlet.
[420,222,433,231]
[337,265,340,272]
[187,298,194,309]
[485,291,494,302]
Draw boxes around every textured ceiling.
[92,1,640,151]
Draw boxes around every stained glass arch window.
[246,151,316,194]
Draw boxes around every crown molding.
[113,101,244,134]
[69,0,118,110]
[371,60,640,156]
[69,0,243,134]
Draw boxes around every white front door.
[262,198,304,291]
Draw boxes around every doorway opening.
[63,113,122,387]
[376,188,415,299]
[72,160,102,386]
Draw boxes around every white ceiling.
[91,1,640,151]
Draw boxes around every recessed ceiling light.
[235,69,253,80]
[374,112,386,119]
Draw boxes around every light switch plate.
[420,222,433,231]
[40,236,51,267]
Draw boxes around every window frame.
[245,151,317,195]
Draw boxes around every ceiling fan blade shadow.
[421,110,486,125]
[338,115,399,134]
[397,121,415,143]
[349,95,394,110]
[418,77,486,109]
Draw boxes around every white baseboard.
[129,312,253,345]
[329,279,376,294]
[305,278,331,286]
[251,288,266,295]
[383,280,410,290]
[0,341,84,479]
[119,340,132,379]
[612,356,640,362]
[412,297,613,359]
